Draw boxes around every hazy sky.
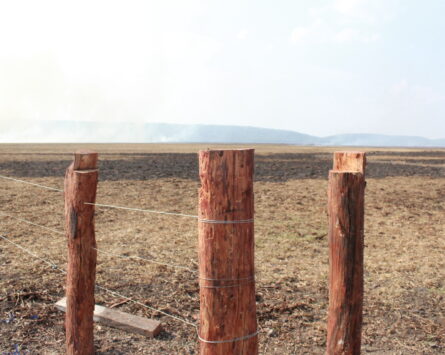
[1,0,444,139]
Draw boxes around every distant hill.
[321,133,445,147]
[1,121,444,147]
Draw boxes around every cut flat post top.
[56,298,162,338]
[64,151,99,355]
[333,151,366,174]
[327,151,366,355]
[198,149,258,355]
[72,151,98,170]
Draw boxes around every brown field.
[0,143,444,355]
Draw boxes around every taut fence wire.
[0,173,204,331]
[0,164,270,351]
[0,233,197,328]
[0,211,197,273]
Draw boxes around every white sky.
[0,0,444,139]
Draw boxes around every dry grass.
[0,144,444,354]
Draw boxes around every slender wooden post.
[327,152,366,355]
[198,149,258,355]
[64,151,99,355]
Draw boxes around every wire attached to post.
[85,202,198,218]
[0,212,197,273]
[198,330,259,344]
[94,248,197,273]
[198,218,254,224]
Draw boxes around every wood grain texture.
[198,149,258,355]
[333,152,366,174]
[56,298,162,338]
[64,151,99,355]
[327,170,365,355]
[72,151,98,170]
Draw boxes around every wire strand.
[0,174,62,192]
[85,202,198,218]
[198,218,254,224]
[0,233,197,328]
[0,212,64,235]
[0,211,266,286]
[0,234,66,273]
[87,202,254,225]
[0,174,253,225]
[0,211,198,274]
[198,330,258,344]
[94,248,197,273]
[95,285,197,328]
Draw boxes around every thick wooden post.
[327,152,366,355]
[198,149,258,355]
[64,151,99,355]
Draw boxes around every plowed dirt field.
[0,144,444,354]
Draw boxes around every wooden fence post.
[198,149,258,355]
[327,151,366,355]
[64,151,99,355]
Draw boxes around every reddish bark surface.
[327,152,366,355]
[198,149,258,355]
[64,151,98,355]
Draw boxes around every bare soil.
[0,144,444,354]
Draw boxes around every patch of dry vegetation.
[0,144,444,354]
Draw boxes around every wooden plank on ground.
[55,297,162,338]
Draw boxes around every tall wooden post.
[198,149,258,355]
[327,151,366,355]
[64,151,99,355]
